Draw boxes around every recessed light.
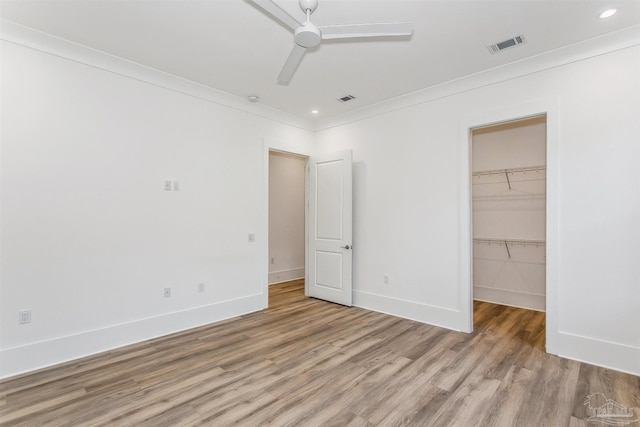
[311,109,319,114]
[598,8,617,19]
[248,95,259,103]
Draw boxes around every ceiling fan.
[251,0,413,83]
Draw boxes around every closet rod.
[472,165,546,177]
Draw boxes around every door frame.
[262,139,312,308]
[460,98,559,355]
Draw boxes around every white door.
[308,150,353,306]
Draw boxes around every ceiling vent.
[487,34,526,54]
[338,95,356,103]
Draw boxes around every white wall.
[0,36,314,378]
[315,43,640,375]
[268,151,305,284]
[472,118,547,311]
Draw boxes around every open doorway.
[268,150,307,306]
[471,116,547,348]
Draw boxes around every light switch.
[164,181,172,191]
[173,181,180,191]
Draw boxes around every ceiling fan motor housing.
[295,23,321,48]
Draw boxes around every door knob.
[341,244,351,250]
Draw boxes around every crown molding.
[0,19,314,132]
[3,19,638,134]
[313,24,640,132]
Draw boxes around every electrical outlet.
[172,180,180,191]
[248,233,255,242]
[164,287,171,298]
[198,282,205,292]
[164,180,172,191]
[18,309,31,324]
[383,274,390,285]
[271,257,275,265]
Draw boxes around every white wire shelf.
[472,165,546,178]
[473,237,545,259]
[473,238,545,246]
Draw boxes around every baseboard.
[0,294,264,379]
[353,291,639,376]
[353,290,466,332]
[474,286,545,312]
[557,331,640,376]
[268,267,304,285]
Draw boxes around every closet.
[472,116,546,312]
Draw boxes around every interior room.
[268,151,306,287]
[1,0,639,425]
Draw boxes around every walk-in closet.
[472,116,547,312]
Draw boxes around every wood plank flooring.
[1,279,638,426]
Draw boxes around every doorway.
[471,115,547,344]
[264,146,354,309]
[268,150,307,305]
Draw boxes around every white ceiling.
[1,0,639,122]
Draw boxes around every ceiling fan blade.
[251,0,302,31]
[320,23,413,40]
[278,44,306,83]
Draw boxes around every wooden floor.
[1,280,638,426]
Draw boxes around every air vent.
[338,95,356,103]
[487,35,526,54]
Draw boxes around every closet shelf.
[474,237,545,259]
[472,165,546,196]
[472,193,545,202]
[474,237,545,246]
[472,165,546,178]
